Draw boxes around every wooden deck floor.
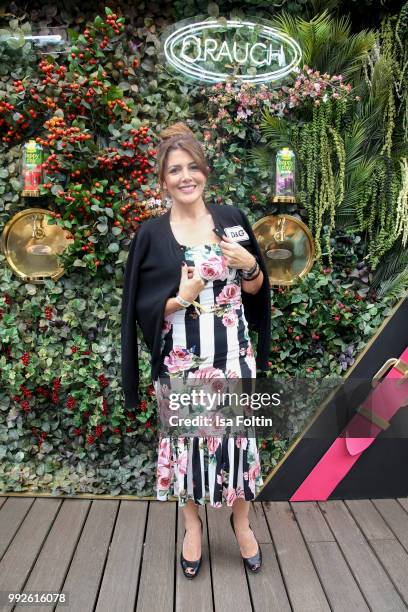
[1,496,408,612]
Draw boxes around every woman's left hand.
[219,235,256,270]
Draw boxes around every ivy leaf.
[96,223,108,234]
[108,124,121,138]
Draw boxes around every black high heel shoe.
[180,515,203,580]
[230,513,262,573]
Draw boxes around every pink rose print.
[248,460,261,482]
[188,366,225,382]
[222,310,238,327]
[206,436,222,454]
[216,283,241,307]
[158,437,171,463]
[164,346,194,374]
[157,464,172,490]
[246,344,254,358]
[211,377,228,394]
[243,471,249,480]
[198,254,228,281]
[223,487,237,505]
[235,436,248,450]
[225,369,239,379]
[217,473,223,485]
[187,366,227,399]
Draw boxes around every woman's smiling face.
[162,148,207,207]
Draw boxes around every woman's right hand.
[178,262,205,303]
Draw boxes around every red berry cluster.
[52,378,61,405]
[38,116,92,149]
[105,12,124,35]
[21,351,30,366]
[39,59,67,85]
[13,79,24,93]
[106,98,132,116]
[66,396,76,410]
[41,153,62,176]
[98,373,109,388]
[32,427,48,448]
[0,100,27,142]
[36,386,50,398]
[44,306,53,321]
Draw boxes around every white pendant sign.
[160,16,302,84]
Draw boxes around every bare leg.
[181,500,202,574]
[231,499,258,557]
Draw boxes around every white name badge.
[223,225,250,241]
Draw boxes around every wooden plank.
[207,506,252,612]
[345,500,394,540]
[95,501,148,612]
[136,502,176,612]
[372,499,408,553]
[0,497,34,559]
[397,498,408,514]
[55,500,118,612]
[13,499,90,612]
[175,507,213,612]
[308,542,369,611]
[0,498,62,611]
[293,502,368,610]
[264,502,330,611]
[247,544,291,612]
[319,501,406,611]
[370,539,408,606]
[291,502,334,543]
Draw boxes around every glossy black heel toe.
[180,515,203,580]
[230,513,262,573]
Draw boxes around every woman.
[121,122,271,579]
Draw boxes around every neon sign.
[161,17,302,84]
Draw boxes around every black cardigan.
[121,202,271,410]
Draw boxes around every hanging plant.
[395,157,408,247]
[260,94,347,264]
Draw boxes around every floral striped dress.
[155,243,263,507]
